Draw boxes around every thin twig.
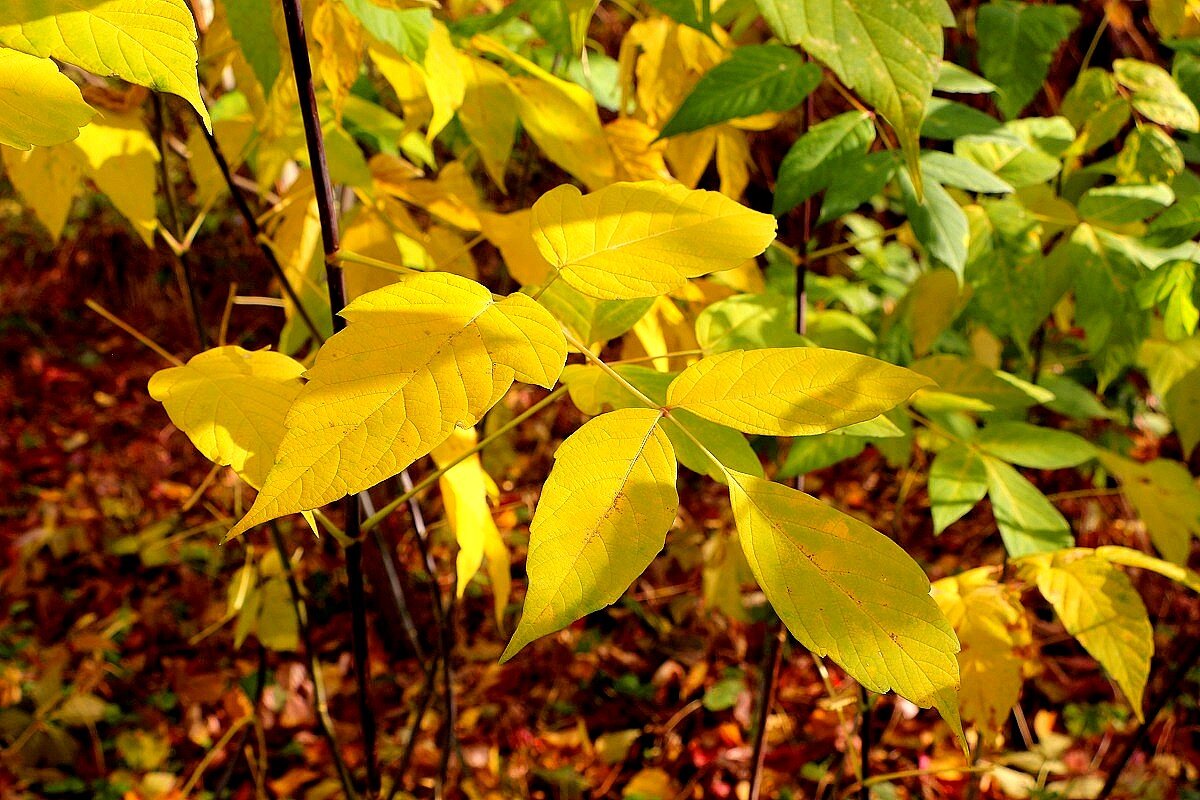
[270,525,360,799]
[280,2,376,794]
[196,117,326,346]
[153,93,208,349]
[1097,633,1200,800]
[85,299,184,366]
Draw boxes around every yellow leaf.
[70,112,160,246]
[0,49,93,150]
[472,34,615,190]
[606,117,674,183]
[628,296,699,373]
[728,470,963,739]
[227,273,567,539]
[313,1,365,117]
[2,143,82,239]
[370,44,432,128]
[1098,452,1200,564]
[530,181,777,300]
[1018,550,1153,720]
[148,347,306,490]
[666,347,933,436]
[502,409,678,660]
[459,53,517,189]
[371,157,483,231]
[0,0,209,127]
[421,22,466,140]
[665,128,717,188]
[1094,545,1200,594]
[432,429,502,600]
[932,567,1032,735]
[478,209,553,286]
[714,126,750,199]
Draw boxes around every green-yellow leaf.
[503,409,678,660]
[70,112,161,245]
[1098,452,1200,564]
[928,443,988,534]
[530,181,778,300]
[982,455,1073,557]
[757,0,952,186]
[1,142,82,239]
[1093,546,1200,594]
[1019,550,1153,719]
[227,272,567,539]
[0,48,94,150]
[0,0,209,127]
[148,346,305,490]
[728,470,963,738]
[665,348,933,436]
[932,567,1031,734]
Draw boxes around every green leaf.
[774,111,875,215]
[933,61,997,94]
[922,98,1011,140]
[1099,452,1200,564]
[221,0,281,94]
[0,0,209,127]
[536,280,655,346]
[901,172,968,277]
[1136,260,1198,341]
[695,293,805,354]
[779,434,868,477]
[1078,184,1175,226]
[1143,194,1200,247]
[727,470,963,738]
[910,355,1054,413]
[0,49,93,150]
[660,45,822,139]
[975,422,1097,470]
[954,131,1062,188]
[919,151,1013,194]
[975,0,1079,119]
[929,443,988,533]
[343,0,432,61]
[1062,68,1132,156]
[1116,126,1185,184]
[758,0,953,186]
[1165,366,1200,455]
[502,409,678,661]
[1019,551,1152,719]
[982,456,1073,557]
[666,347,933,436]
[1115,58,1200,132]
[818,149,899,224]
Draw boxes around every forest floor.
[1,205,1198,800]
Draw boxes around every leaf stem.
[361,386,569,534]
[280,1,375,794]
[562,328,660,409]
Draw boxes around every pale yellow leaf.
[458,53,517,189]
[1019,550,1153,719]
[2,143,82,239]
[313,1,364,116]
[714,125,750,199]
[503,409,678,660]
[606,117,674,183]
[70,112,160,245]
[227,273,567,539]
[1098,451,1200,564]
[478,209,553,287]
[148,346,306,490]
[472,34,615,190]
[728,470,963,738]
[530,181,777,300]
[0,49,94,150]
[421,22,465,141]
[432,429,502,599]
[932,567,1032,734]
[666,347,933,435]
